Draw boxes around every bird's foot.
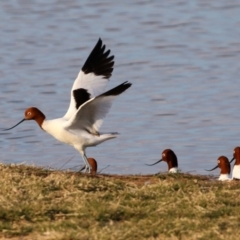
[79,164,92,174]
[85,166,92,173]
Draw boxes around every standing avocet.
[4,39,132,173]
[230,147,240,180]
[205,156,231,181]
[146,149,179,173]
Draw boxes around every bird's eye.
[218,160,220,164]
[27,112,31,115]
[162,153,165,157]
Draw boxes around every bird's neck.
[167,160,178,171]
[34,111,46,129]
[235,157,240,166]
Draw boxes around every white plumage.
[169,167,178,173]
[232,165,240,179]
[218,174,231,181]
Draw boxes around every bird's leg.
[80,153,88,173]
[79,150,92,173]
[84,154,92,173]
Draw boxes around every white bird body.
[232,165,240,179]
[5,39,132,172]
[218,174,231,181]
[229,147,240,180]
[169,167,178,173]
[42,118,117,149]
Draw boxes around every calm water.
[1,0,240,175]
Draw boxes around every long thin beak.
[3,119,25,131]
[205,165,218,171]
[146,159,163,166]
[229,157,235,164]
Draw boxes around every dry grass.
[0,163,240,240]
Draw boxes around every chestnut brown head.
[87,158,98,174]
[146,149,178,171]
[218,156,231,174]
[230,147,240,165]
[161,149,178,170]
[205,156,230,174]
[4,107,45,130]
[24,107,43,120]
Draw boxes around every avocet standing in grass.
[205,156,231,181]
[230,147,240,180]
[146,149,179,173]
[4,39,132,173]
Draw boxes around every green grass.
[0,163,239,239]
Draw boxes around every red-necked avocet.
[4,39,132,173]
[205,156,231,181]
[146,149,179,173]
[229,147,240,180]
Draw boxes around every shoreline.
[0,163,239,239]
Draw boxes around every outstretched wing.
[63,38,114,119]
[65,81,132,135]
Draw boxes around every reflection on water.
[1,1,240,175]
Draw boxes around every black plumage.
[73,88,91,109]
[82,38,114,79]
[98,81,132,97]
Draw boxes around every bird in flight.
[5,39,132,173]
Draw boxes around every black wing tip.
[118,81,132,91]
[100,81,132,97]
[122,81,132,88]
[96,38,103,48]
[82,38,115,78]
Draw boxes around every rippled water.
[1,1,240,175]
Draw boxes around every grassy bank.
[0,164,239,240]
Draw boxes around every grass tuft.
[0,164,240,239]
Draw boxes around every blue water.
[1,0,240,175]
